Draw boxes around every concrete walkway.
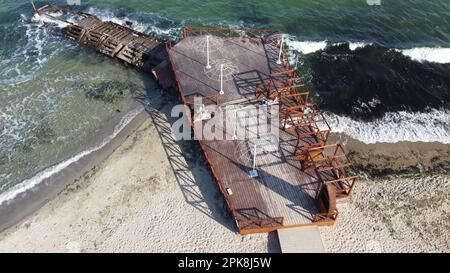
[277,227,325,253]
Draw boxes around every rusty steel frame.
[254,66,358,222]
[304,144,358,199]
[290,112,332,158]
[256,69,304,100]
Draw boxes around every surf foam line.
[0,107,144,206]
[284,36,450,64]
[399,47,450,64]
[325,109,450,144]
[85,7,181,39]
[284,37,372,54]
[0,13,64,86]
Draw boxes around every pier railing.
[238,217,284,232]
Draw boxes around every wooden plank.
[64,14,162,72]
[170,36,285,104]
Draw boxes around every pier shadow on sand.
[146,103,283,251]
[134,74,238,233]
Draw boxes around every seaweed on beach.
[81,80,143,104]
[84,80,131,104]
[19,121,56,152]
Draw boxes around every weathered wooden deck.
[168,35,331,233]
[170,35,286,104]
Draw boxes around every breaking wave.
[325,109,450,144]
[399,47,450,64]
[84,7,182,39]
[285,37,450,144]
[285,38,450,64]
[0,12,75,86]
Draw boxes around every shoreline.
[0,103,150,233]
[0,104,449,252]
[0,108,276,252]
[330,133,450,177]
[0,102,449,251]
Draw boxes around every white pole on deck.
[249,143,258,177]
[277,35,284,65]
[219,63,224,95]
[206,35,211,69]
[232,109,237,140]
[253,143,257,171]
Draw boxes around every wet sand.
[331,133,450,177]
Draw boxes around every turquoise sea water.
[0,0,449,199]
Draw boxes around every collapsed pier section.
[34,3,167,72]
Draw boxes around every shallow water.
[0,0,449,196]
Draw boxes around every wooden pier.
[166,27,357,234]
[34,3,357,235]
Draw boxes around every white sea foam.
[285,39,328,54]
[85,7,181,38]
[325,109,450,144]
[0,107,144,205]
[399,47,450,64]
[31,12,72,29]
[348,42,372,51]
[283,37,450,143]
[284,36,450,64]
[0,13,71,86]
[284,37,372,54]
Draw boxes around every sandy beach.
[0,107,448,253]
[320,175,450,252]
[0,108,275,253]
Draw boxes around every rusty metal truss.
[255,68,358,222]
[305,144,358,199]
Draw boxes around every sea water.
[0,0,449,201]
